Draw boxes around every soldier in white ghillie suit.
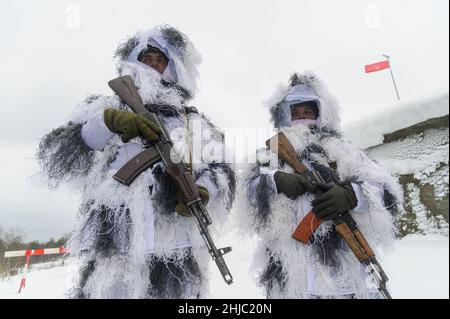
[37,25,236,299]
[240,72,403,299]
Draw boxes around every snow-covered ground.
[0,234,448,299]
[383,235,449,299]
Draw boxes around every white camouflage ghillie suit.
[240,72,403,299]
[37,25,236,299]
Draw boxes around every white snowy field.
[0,234,448,299]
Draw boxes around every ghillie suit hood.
[267,72,341,132]
[114,25,202,100]
[237,72,403,298]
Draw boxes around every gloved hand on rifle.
[104,108,162,143]
[274,171,316,199]
[311,182,358,221]
[175,185,209,217]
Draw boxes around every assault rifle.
[266,132,392,299]
[108,76,233,285]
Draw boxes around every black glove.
[104,108,162,143]
[311,182,358,220]
[274,171,315,200]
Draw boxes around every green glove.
[274,171,316,200]
[311,182,358,220]
[103,108,162,143]
[175,185,209,217]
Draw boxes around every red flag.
[365,60,390,73]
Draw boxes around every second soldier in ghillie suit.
[37,25,236,299]
[239,72,403,299]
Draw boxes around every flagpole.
[383,54,400,100]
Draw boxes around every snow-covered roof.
[343,94,449,149]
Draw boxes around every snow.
[343,94,449,150]
[367,128,449,178]
[1,235,448,299]
[0,260,76,299]
[383,235,449,299]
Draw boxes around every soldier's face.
[140,52,169,75]
[291,105,317,121]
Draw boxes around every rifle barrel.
[189,204,233,285]
[364,260,392,299]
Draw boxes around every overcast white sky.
[0,0,448,241]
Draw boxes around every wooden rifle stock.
[266,133,309,175]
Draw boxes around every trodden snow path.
[0,235,448,299]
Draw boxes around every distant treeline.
[0,227,69,277]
